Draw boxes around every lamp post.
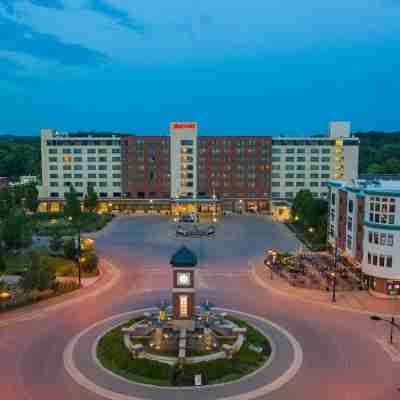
[69,216,81,288]
[370,315,400,345]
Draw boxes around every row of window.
[272,181,328,187]
[271,173,330,179]
[271,157,331,163]
[272,164,331,171]
[367,252,393,268]
[272,147,332,154]
[49,148,120,154]
[368,231,394,247]
[47,140,120,147]
[50,192,122,198]
[49,173,120,179]
[49,157,121,162]
[50,181,121,187]
[272,192,327,198]
[50,164,121,171]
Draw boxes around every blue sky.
[1,0,400,135]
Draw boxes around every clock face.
[177,272,191,286]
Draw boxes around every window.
[310,165,319,170]
[286,148,295,154]
[348,200,354,213]
[99,157,107,162]
[272,165,281,170]
[321,174,330,179]
[286,157,295,162]
[297,157,305,162]
[98,148,107,154]
[322,148,331,154]
[272,182,280,187]
[73,148,82,154]
[310,148,319,154]
[50,182,58,187]
[181,140,193,146]
[321,165,330,170]
[113,192,121,198]
[87,148,96,154]
[112,157,120,162]
[296,165,305,170]
[272,148,281,154]
[296,173,305,178]
[286,182,294,187]
[286,165,294,171]
[99,174,107,179]
[310,182,319,187]
[99,165,108,170]
[387,256,393,268]
[63,174,72,179]
[113,181,121,187]
[50,174,58,179]
[99,182,107,187]
[310,173,319,179]
[286,173,294,178]
[74,165,82,170]
[49,165,58,170]
[297,148,305,154]
[75,182,83,187]
[112,165,121,170]
[50,192,59,197]
[74,174,82,179]
[369,197,396,225]
[311,157,319,162]
[49,157,57,162]
[49,148,57,154]
[88,157,96,162]
[63,165,71,170]
[272,157,281,162]
[88,165,96,170]
[112,148,120,154]
[99,192,107,198]
[88,173,96,178]
[296,182,305,187]
[347,235,352,249]
[62,149,71,154]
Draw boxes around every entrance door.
[179,295,188,318]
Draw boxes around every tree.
[64,186,81,223]
[0,243,6,275]
[291,190,314,224]
[81,250,98,274]
[2,212,32,250]
[64,238,77,260]
[367,163,385,174]
[0,188,14,219]
[24,183,39,212]
[84,185,97,213]
[49,228,64,253]
[21,252,54,292]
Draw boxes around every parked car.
[179,214,195,223]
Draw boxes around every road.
[0,215,399,399]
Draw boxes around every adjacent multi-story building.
[38,121,359,214]
[328,179,400,298]
[39,129,122,212]
[270,122,359,202]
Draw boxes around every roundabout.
[64,308,303,400]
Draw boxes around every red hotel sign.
[171,123,196,129]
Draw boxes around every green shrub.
[64,239,77,260]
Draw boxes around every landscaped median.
[96,316,271,387]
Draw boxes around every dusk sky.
[1,0,400,135]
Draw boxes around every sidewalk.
[251,256,400,317]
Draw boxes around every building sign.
[171,123,196,129]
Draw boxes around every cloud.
[1,0,400,66]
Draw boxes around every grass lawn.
[5,249,98,278]
[31,213,113,237]
[96,316,271,387]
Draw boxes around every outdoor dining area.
[264,247,364,293]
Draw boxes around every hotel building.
[328,179,400,298]
[38,121,358,215]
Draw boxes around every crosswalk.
[376,338,400,362]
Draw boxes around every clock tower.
[170,246,197,321]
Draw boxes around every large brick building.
[38,121,358,215]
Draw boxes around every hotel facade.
[328,179,400,298]
[38,121,359,215]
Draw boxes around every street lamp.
[68,216,81,288]
[370,315,400,345]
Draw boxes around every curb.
[250,262,400,319]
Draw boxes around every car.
[207,226,215,236]
[176,225,188,236]
[179,214,195,223]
